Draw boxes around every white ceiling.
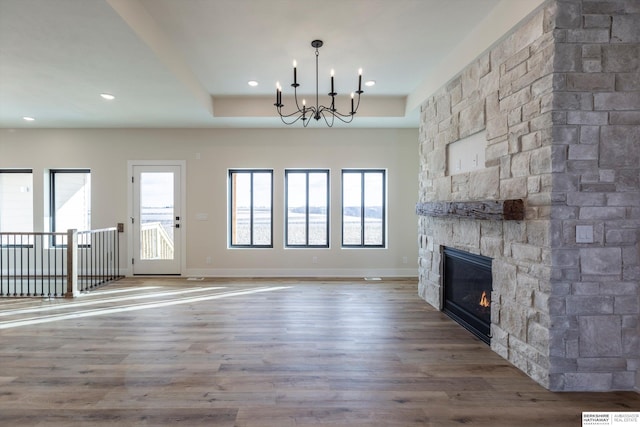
[0,0,544,129]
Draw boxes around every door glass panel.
[140,172,174,260]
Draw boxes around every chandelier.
[274,40,363,127]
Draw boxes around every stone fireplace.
[417,0,639,392]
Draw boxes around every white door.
[132,165,182,275]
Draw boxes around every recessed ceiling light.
[248,80,258,87]
[365,80,376,87]
[23,116,35,121]
[100,93,115,100]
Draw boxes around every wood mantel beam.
[415,199,524,221]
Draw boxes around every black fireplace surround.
[442,247,493,344]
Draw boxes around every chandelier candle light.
[274,40,363,127]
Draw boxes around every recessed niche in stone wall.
[447,131,486,175]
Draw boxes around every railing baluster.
[19,234,23,296]
[80,232,84,290]
[111,230,115,281]
[25,234,29,296]
[13,234,17,296]
[92,230,95,288]
[85,232,88,291]
[1,235,4,296]
[47,234,51,296]
[116,228,120,281]
[100,230,103,285]
[66,229,76,298]
[54,235,57,297]
[39,235,42,296]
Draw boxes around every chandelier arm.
[277,104,309,125]
[316,105,356,122]
[277,101,321,120]
[279,114,305,126]
[320,110,335,128]
[315,106,354,124]
[353,91,363,113]
[303,116,312,127]
[328,109,356,119]
[293,84,307,114]
[277,106,304,119]
[328,112,355,124]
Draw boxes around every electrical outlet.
[312,256,318,264]
[576,225,594,243]
[206,256,212,264]
[402,256,408,264]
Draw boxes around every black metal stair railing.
[76,228,121,294]
[0,227,122,298]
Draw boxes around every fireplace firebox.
[442,247,492,344]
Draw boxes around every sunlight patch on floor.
[0,286,291,329]
[0,286,228,317]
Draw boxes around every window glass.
[0,170,33,245]
[51,169,91,245]
[0,170,33,232]
[285,170,329,247]
[229,170,273,247]
[342,169,385,248]
[342,172,362,245]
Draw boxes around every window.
[342,169,386,247]
[228,169,273,247]
[0,169,33,245]
[50,169,91,245]
[285,169,329,248]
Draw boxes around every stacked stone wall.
[418,2,556,388]
[548,0,640,392]
[418,0,639,391]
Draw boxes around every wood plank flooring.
[0,278,638,426]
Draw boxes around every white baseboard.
[183,267,418,278]
[121,267,417,279]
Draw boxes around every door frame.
[127,160,187,276]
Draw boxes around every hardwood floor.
[0,278,637,426]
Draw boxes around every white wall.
[0,127,419,277]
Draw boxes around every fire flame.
[479,291,490,308]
